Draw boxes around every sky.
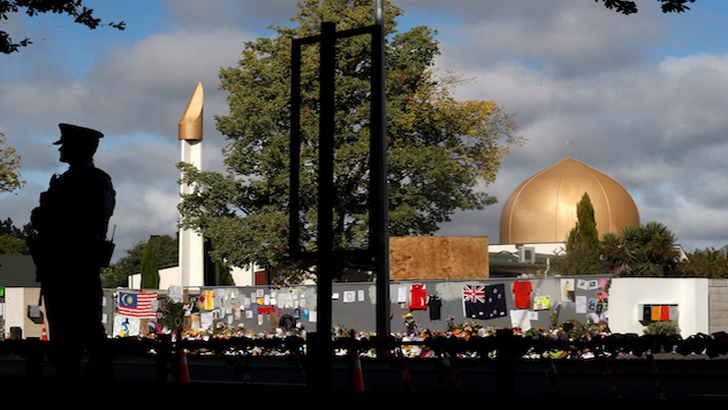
[2,0,728,264]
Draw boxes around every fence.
[104,276,612,338]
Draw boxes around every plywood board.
[389,236,489,280]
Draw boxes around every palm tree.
[600,222,680,276]
[600,232,632,275]
[640,221,679,276]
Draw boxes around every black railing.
[2,330,727,361]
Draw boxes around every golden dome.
[499,157,640,244]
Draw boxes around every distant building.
[0,255,43,339]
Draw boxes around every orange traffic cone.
[41,321,48,341]
[347,349,364,392]
[174,347,190,383]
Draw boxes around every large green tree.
[560,193,603,275]
[1,0,125,54]
[178,0,522,281]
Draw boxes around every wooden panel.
[389,236,489,280]
[254,270,267,286]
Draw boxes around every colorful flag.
[119,292,158,318]
[463,284,486,304]
[463,284,506,319]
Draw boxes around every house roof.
[0,255,40,287]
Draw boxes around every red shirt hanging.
[513,281,533,309]
[409,284,427,310]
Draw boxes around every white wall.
[609,277,709,338]
[4,287,44,339]
[4,287,25,336]
[129,265,182,290]
[128,264,255,290]
[230,265,254,287]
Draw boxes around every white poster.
[397,286,407,303]
[575,295,587,314]
[509,309,531,331]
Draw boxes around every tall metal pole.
[372,0,391,343]
[289,44,301,257]
[375,0,384,25]
[312,21,337,392]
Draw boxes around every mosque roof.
[499,157,640,244]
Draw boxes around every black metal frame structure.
[289,20,389,390]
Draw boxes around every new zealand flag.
[463,284,507,319]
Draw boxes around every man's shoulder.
[90,167,114,190]
[58,166,113,188]
[90,167,112,181]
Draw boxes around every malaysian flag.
[118,292,158,318]
[463,284,506,319]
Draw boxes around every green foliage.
[140,240,159,289]
[643,321,680,337]
[597,0,696,15]
[178,0,522,281]
[0,235,28,255]
[677,248,728,278]
[158,301,185,334]
[600,221,680,276]
[560,193,602,275]
[216,258,235,286]
[0,133,24,193]
[600,232,630,276]
[102,235,177,287]
[0,218,31,255]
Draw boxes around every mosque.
[489,154,641,276]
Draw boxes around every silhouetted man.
[30,123,115,380]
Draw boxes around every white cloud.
[422,3,728,252]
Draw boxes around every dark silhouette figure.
[29,123,116,381]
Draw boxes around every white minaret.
[178,82,205,287]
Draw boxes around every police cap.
[54,123,104,145]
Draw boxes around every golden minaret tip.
[179,82,204,141]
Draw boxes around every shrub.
[644,321,681,337]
